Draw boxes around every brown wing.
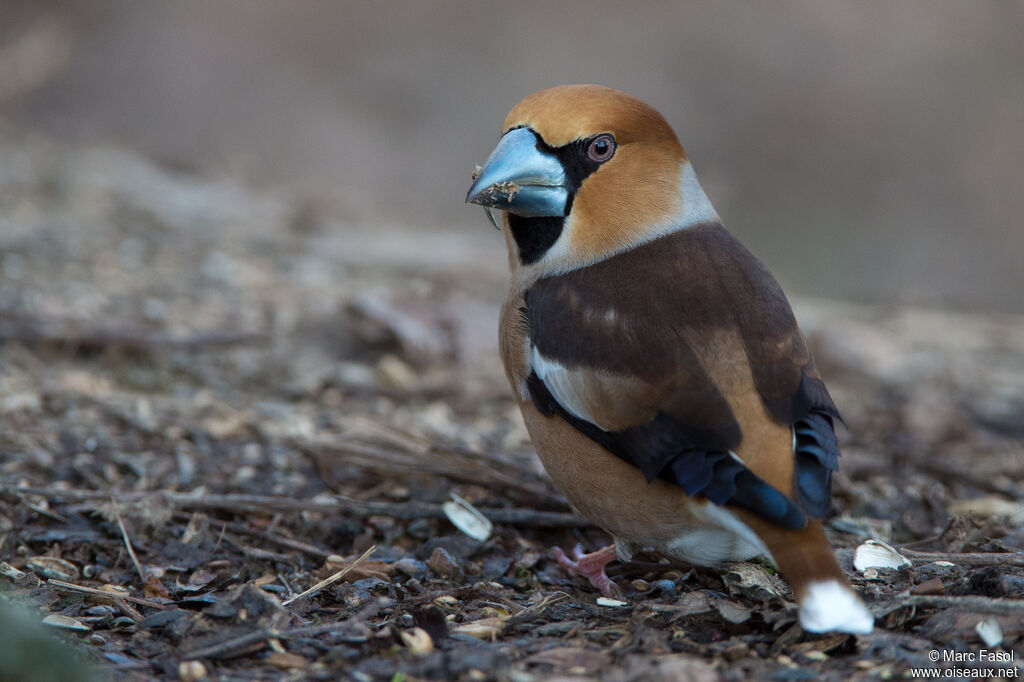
[525,222,839,526]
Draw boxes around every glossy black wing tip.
[733,470,808,529]
[793,409,841,518]
[661,450,807,529]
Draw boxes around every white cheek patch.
[530,347,602,427]
[799,580,874,634]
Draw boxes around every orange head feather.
[499,85,700,272]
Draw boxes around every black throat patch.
[508,214,565,265]
[506,129,611,266]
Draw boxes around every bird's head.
[467,84,717,272]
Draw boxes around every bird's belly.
[520,401,772,567]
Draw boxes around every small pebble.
[630,579,650,592]
[911,577,945,596]
[178,660,207,682]
[394,557,427,577]
[651,579,677,597]
[426,547,463,579]
[721,642,749,661]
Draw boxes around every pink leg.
[552,543,623,598]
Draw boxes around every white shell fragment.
[975,618,1003,647]
[442,492,493,542]
[400,627,434,656]
[853,539,912,572]
[596,597,628,607]
[42,614,91,632]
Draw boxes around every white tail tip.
[799,580,874,634]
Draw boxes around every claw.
[552,544,623,598]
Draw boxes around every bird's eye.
[587,134,616,162]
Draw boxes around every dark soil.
[1,129,1022,681]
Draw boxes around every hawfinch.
[466,84,873,634]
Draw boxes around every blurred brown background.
[2,0,1022,312]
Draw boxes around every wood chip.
[452,617,505,640]
[912,578,946,596]
[265,652,308,670]
[26,556,79,581]
[0,561,27,581]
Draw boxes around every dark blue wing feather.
[792,410,841,517]
[527,372,809,529]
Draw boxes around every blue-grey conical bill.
[466,127,568,218]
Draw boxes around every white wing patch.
[530,346,604,428]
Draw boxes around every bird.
[465,84,874,634]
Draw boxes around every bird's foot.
[552,543,623,598]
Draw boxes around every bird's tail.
[742,517,874,633]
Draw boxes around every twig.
[111,598,144,622]
[113,499,147,585]
[0,318,265,350]
[7,486,592,528]
[101,659,153,671]
[221,536,297,563]
[297,436,562,506]
[14,492,69,523]
[282,545,376,607]
[171,511,333,559]
[179,620,368,661]
[179,627,275,661]
[900,549,1024,567]
[910,457,1020,498]
[505,591,570,626]
[882,594,1024,616]
[47,579,168,610]
[274,621,369,640]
